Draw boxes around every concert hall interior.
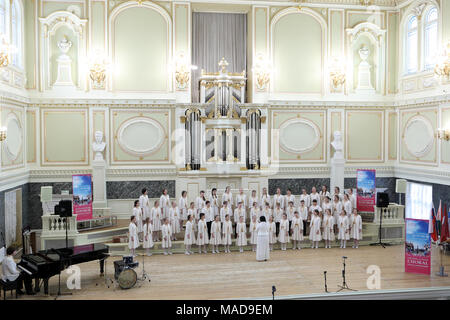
[0,0,449,300]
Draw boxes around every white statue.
[54,35,74,86]
[57,35,72,54]
[331,131,344,160]
[93,131,106,161]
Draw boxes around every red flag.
[430,207,438,242]
[441,204,449,242]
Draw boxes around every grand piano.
[18,243,109,294]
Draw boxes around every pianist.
[2,246,34,295]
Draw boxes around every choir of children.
[128,186,363,256]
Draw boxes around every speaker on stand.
[396,179,407,205]
[370,192,391,248]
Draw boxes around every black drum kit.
[103,254,151,290]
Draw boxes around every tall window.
[11,0,22,68]
[405,15,418,74]
[423,7,438,70]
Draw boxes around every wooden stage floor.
[17,244,450,300]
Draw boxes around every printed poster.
[356,169,376,212]
[405,218,431,275]
[72,174,93,221]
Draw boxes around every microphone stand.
[272,285,276,300]
[336,257,356,292]
[324,271,328,293]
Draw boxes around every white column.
[260,109,268,168]
[92,158,107,209]
[226,128,234,162]
[240,118,246,167]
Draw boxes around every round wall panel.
[279,118,320,154]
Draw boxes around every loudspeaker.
[54,204,61,215]
[59,200,72,217]
[396,179,407,193]
[376,192,389,208]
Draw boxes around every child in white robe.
[343,194,353,219]
[273,202,284,237]
[291,211,303,250]
[278,213,290,251]
[249,190,259,209]
[197,213,208,254]
[143,217,154,256]
[332,195,343,234]
[262,202,272,221]
[321,196,332,219]
[184,214,195,255]
[286,201,296,235]
[161,218,172,255]
[179,191,188,222]
[210,215,222,253]
[322,209,335,249]
[310,187,321,207]
[350,209,362,248]
[250,202,260,221]
[128,216,139,256]
[220,201,232,223]
[132,200,142,240]
[250,215,259,252]
[160,189,170,220]
[151,201,162,241]
[139,189,149,234]
[299,188,311,208]
[236,216,247,253]
[188,202,197,232]
[338,211,350,248]
[298,200,308,237]
[268,215,277,251]
[222,214,232,253]
[309,209,322,249]
[169,201,181,240]
[260,187,271,209]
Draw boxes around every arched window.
[11,0,22,68]
[405,15,418,74]
[423,7,438,70]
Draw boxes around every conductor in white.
[256,216,270,261]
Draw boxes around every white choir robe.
[256,222,270,261]
[268,222,277,244]
[333,193,344,202]
[286,207,296,222]
[201,207,214,223]
[195,196,206,216]
[236,222,247,246]
[343,200,353,217]
[210,221,222,245]
[273,194,285,210]
[234,208,246,224]
[298,206,308,221]
[249,196,259,208]
[250,207,260,220]
[291,217,304,241]
[332,201,343,225]
[299,194,311,208]
[220,207,232,223]
[196,220,209,245]
[260,194,271,208]
[278,219,290,243]
[236,193,247,209]
[179,196,188,220]
[322,202,332,215]
[184,221,195,245]
[161,224,172,248]
[132,207,143,233]
[222,220,232,245]
[337,215,350,240]
[160,194,170,219]
[128,222,139,249]
[170,207,181,233]
[349,193,357,209]
[262,208,272,221]
[139,195,149,231]
[319,191,331,204]
[143,223,154,248]
[350,214,363,240]
[309,205,322,217]
[222,192,233,210]
[284,194,296,209]
[309,216,322,241]
[273,208,283,223]
[250,221,259,244]
[151,207,162,231]
[322,215,335,241]
[310,193,321,207]
[209,195,220,217]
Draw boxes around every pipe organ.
[182,59,264,172]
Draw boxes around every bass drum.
[118,268,137,289]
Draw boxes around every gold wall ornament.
[434,42,450,80]
[253,54,272,91]
[0,34,13,68]
[437,128,450,141]
[174,52,195,90]
[329,56,346,90]
[88,51,110,89]
[0,126,6,142]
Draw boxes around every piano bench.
[0,279,19,300]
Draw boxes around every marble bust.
[93,131,106,161]
[331,131,344,160]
